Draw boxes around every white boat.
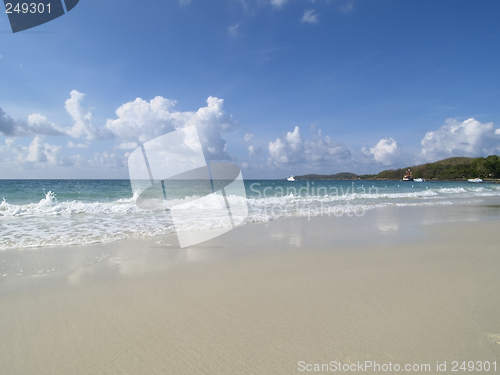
[414,178,423,182]
[468,178,483,183]
[287,175,296,182]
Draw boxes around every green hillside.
[373,155,500,180]
[291,155,500,181]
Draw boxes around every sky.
[1,0,500,179]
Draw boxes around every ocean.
[1,179,499,250]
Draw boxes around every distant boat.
[414,178,423,182]
[468,178,483,183]
[402,169,413,181]
[287,175,296,182]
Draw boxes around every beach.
[1,199,500,374]
[3,1,500,373]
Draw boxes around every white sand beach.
[1,201,500,374]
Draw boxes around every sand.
[1,201,500,374]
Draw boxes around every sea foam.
[1,180,500,250]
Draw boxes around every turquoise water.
[1,179,499,250]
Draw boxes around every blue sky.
[1,0,500,178]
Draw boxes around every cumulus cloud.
[248,144,262,157]
[117,141,138,150]
[244,133,254,142]
[2,92,247,177]
[0,107,65,137]
[300,9,318,24]
[65,90,101,140]
[1,91,102,139]
[420,118,500,161]
[0,133,128,178]
[0,108,20,136]
[268,125,352,167]
[104,96,180,143]
[105,96,238,161]
[26,114,66,136]
[363,137,401,165]
[25,136,47,162]
[2,136,62,164]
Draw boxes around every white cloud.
[228,24,240,37]
[179,0,191,5]
[191,97,238,160]
[364,137,401,165]
[67,141,89,149]
[420,118,500,161]
[117,141,138,150]
[65,90,101,140]
[0,135,129,178]
[268,125,352,167]
[26,113,66,135]
[284,126,303,153]
[248,144,262,157]
[1,91,102,139]
[41,142,61,164]
[0,107,65,137]
[104,96,179,143]
[26,136,47,162]
[244,133,254,142]
[270,0,288,9]
[300,9,318,24]
[1,93,242,177]
[105,96,238,161]
[4,136,62,164]
[248,145,256,156]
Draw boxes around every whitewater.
[0,179,499,250]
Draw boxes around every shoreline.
[0,196,498,263]
[2,197,500,281]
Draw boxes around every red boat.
[402,169,413,181]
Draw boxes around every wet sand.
[1,202,500,374]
